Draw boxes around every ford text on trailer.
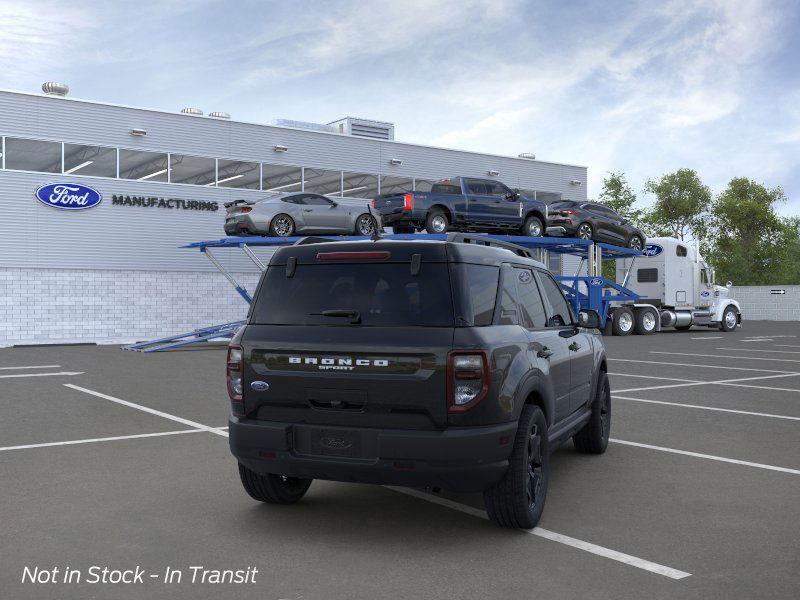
[609,237,742,335]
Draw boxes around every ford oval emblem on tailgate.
[319,436,353,450]
[250,381,269,391]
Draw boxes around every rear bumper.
[224,215,270,236]
[229,416,517,492]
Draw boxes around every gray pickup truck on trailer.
[372,177,548,237]
[227,234,610,528]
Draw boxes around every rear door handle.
[569,342,581,351]
[303,209,313,212]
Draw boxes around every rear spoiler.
[223,199,256,209]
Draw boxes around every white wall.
[729,286,800,322]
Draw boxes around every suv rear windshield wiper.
[310,309,362,324]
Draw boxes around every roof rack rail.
[446,233,534,258]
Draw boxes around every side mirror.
[578,309,601,329]
[329,201,338,208]
[726,281,732,288]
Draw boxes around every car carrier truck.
[607,236,742,335]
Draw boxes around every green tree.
[706,178,794,285]
[598,171,643,227]
[642,169,711,241]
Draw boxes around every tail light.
[240,207,252,213]
[447,351,490,412]
[560,209,577,215]
[402,193,414,211]
[370,198,377,208]
[227,345,244,415]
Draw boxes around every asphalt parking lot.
[2,321,799,599]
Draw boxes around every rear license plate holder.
[306,427,363,458]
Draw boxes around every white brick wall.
[0,268,260,347]
[729,286,800,322]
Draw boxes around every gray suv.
[227,234,610,529]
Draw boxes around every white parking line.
[64,384,229,438]
[612,372,800,394]
[740,339,773,343]
[610,439,800,476]
[609,373,702,383]
[0,371,84,379]
[0,365,61,370]
[650,351,800,364]
[690,336,723,340]
[387,487,691,580]
[716,348,800,354]
[612,395,800,421]
[610,358,798,374]
[0,429,203,453]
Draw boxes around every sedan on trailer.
[546,200,646,250]
[224,192,381,237]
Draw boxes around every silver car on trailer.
[224,192,381,237]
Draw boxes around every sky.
[1,0,799,213]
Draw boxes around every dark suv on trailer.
[227,234,610,528]
[547,200,646,250]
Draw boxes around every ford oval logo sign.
[588,278,603,286]
[642,244,663,257]
[35,183,102,210]
[250,381,270,391]
[700,290,710,297]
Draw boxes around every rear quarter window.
[450,264,499,326]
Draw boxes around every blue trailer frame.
[126,234,640,351]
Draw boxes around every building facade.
[0,88,587,346]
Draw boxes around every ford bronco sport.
[228,233,610,529]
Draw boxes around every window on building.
[63,144,117,177]
[414,178,436,192]
[262,164,302,193]
[216,159,260,189]
[170,154,216,186]
[637,268,658,283]
[515,268,547,329]
[379,175,413,195]
[304,168,342,196]
[119,149,169,182]
[341,172,379,198]
[537,272,573,327]
[4,138,61,173]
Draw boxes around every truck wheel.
[719,306,738,332]
[573,372,611,454]
[633,308,657,335]
[425,210,449,234]
[522,215,544,237]
[238,463,312,504]
[483,405,549,529]
[611,307,634,336]
[269,214,295,237]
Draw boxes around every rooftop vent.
[269,119,337,134]
[518,152,536,160]
[209,111,230,119]
[42,82,69,97]
[328,117,395,141]
[180,107,203,116]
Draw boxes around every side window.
[537,272,573,327]
[701,269,709,284]
[676,245,688,257]
[304,194,333,206]
[496,268,519,326]
[465,179,488,195]
[283,195,304,205]
[485,181,510,197]
[515,268,547,329]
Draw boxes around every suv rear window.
[250,263,454,327]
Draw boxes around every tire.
[484,405,549,529]
[573,372,611,454]
[392,224,416,234]
[522,215,544,237]
[576,222,593,240]
[633,308,657,335]
[719,306,738,332]
[354,213,377,236]
[269,214,295,237]
[627,235,644,251]
[238,463,312,504]
[611,307,634,336]
[425,209,449,234]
